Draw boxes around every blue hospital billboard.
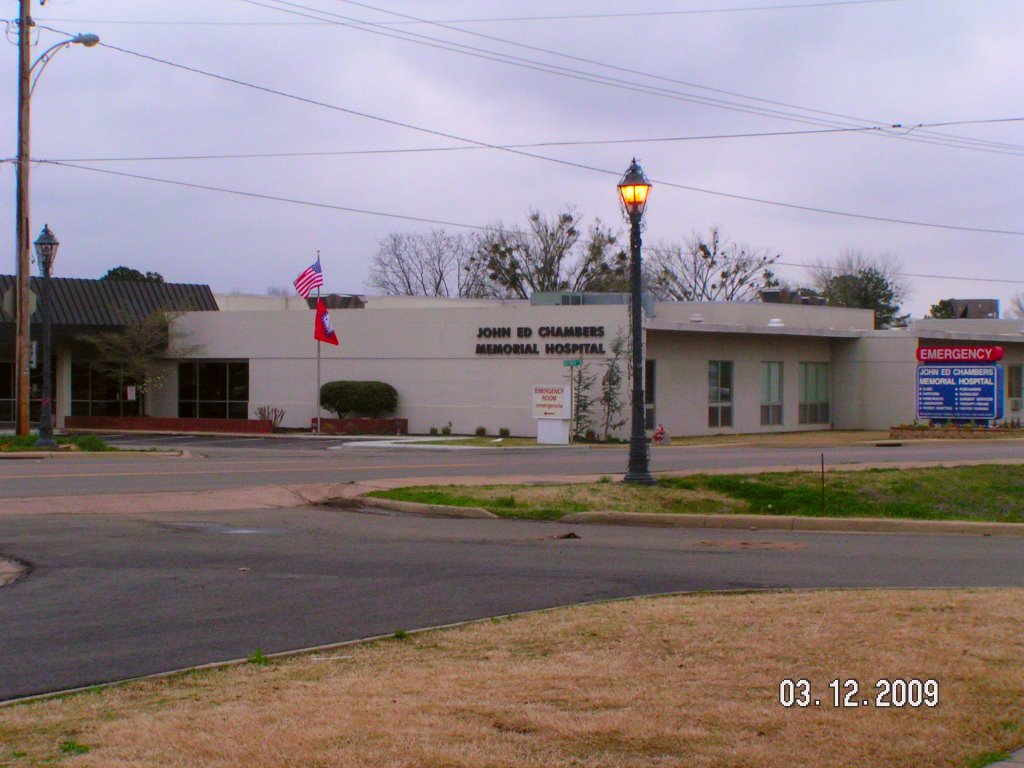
[916,364,1003,421]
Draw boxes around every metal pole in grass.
[820,453,825,514]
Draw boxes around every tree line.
[365,207,931,328]
[366,208,781,305]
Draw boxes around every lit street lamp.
[14,2,99,435]
[33,224,58,447]
[618,158,655,485]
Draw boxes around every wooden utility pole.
[14,0,33,435]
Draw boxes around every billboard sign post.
[916,364,1003,421]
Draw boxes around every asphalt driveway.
[2,504,1023,701]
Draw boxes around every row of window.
[0,361,252,420]
[706,361,831,428]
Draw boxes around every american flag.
[293,257,324,298]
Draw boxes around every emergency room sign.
[532,384,571,420]
[916,346,1004,363]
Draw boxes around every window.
[70,363,142,417]
[178,361,249,419]
[644,360,656,429]
[761,361,783,426]
[708,360,733,428]
[0,362,12,422]
[799,362,830,424]
[1008,365,1022,399]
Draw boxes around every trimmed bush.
[320,381,398,417]
[498,427,511,438]
[475,426,487,437]
[429,426,439,436]
[441,424,452,436]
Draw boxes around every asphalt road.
[0,435,1022,499]
[2,505,1024,701]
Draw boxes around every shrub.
[253,405,286,429]
[70,434,110,452]
[475,426,487,437]
[320,381,398,417]
[498,427,511,438]
[429,426,439,436]
[441,423,452,436]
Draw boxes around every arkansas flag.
[314,298,339,345]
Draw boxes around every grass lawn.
[369,464,1024,522]
[0,434,114,453]
[1,589,1022,767]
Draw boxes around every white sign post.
[533,384,572,445]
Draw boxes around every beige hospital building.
[2,276,1023,437]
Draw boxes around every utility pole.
[14,0,33,435]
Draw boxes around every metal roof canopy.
[0,275,217,327]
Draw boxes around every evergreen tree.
[599,332,628,440]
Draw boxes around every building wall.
[171,303,629,435]
[652,301,873,330]
[158,300,1024,437]
[831,334,918,430]
[646,330,834,436]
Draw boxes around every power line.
[42,127,879,163]
[38,117,1024,164]
[44,2,905,27]
[328,0,1024,155]
[771,260,1024,286]
[83,39,1024,237]
[243,0,1024,156]
[42,160,499,232]
[39,161,1024,286]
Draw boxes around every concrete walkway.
[4,468,1024,537]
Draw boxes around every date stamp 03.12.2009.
[779,678,940,709]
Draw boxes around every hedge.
[320,380,398,417]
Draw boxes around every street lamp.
[14,5,99,435]
[33,224,58,447]
[618,158,655,485]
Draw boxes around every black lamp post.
[618,159,655,485]
[34,224,59,447]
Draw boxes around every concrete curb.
[0,449,185,461]
[559,510,1024,537]
[326,495,496,519]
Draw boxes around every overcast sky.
[2,0,1022,316]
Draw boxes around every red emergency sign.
[916,346,1004,363]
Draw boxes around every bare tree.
[1011,293,1024,318]
[367,230,488,298]
[472,209,627,299]
[646,227,779,302]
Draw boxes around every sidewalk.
[5,466,1024,537]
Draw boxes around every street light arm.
[29,33,99,96]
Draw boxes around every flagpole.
[315,252,322,435]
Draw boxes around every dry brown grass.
[480,482,744,516]
[3,590,1023,767]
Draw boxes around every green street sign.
[563,359,582,367]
